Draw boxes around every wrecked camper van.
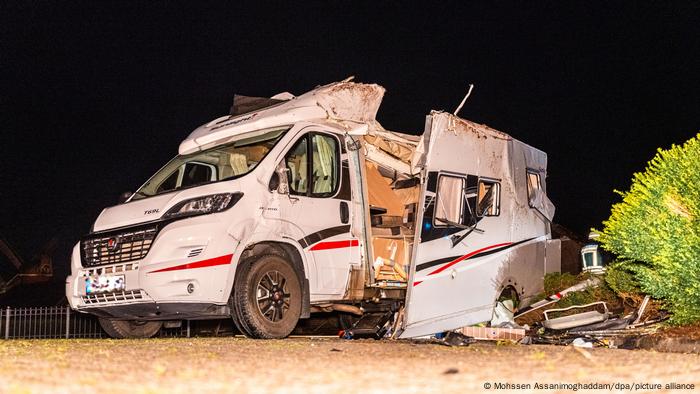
[65,81,560,339]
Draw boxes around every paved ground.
[0,337,698,393]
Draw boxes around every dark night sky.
[1,2,698,270]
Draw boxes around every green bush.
[604,262,644,308]
[599,133,700,324]
[605,263,641,296]
[543,272,582,295]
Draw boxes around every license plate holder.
[84,274,126,295]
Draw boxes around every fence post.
[65,307,70,339]
[5,307,10,340]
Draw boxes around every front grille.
[82,290,145,305]
[81,223,160,267]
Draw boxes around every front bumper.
[80,301,230,320]
[66,215,239,316]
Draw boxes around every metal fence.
[0,306,190,339]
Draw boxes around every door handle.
[339,201,349,224]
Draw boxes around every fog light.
[187,283,195,294]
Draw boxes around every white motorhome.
[65,81,559,339]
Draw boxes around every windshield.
[131,127,288,201]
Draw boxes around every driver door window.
[285,138,309,195]
[284,133,339,197]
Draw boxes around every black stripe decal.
[415,238,535,272]
[298,225,351,249]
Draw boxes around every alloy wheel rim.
[256,270,290,322]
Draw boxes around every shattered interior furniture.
[364,160,419,285]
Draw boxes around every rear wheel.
[98,318,163,339]
[233,254,302,339]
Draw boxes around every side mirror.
[268,172,280,192]
[119,191,133,204]
[269,167,289,194]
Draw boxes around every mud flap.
[301,278,311,319]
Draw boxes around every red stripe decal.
[414,242,512,286]
[555,292,562,299]
[149,254,233,273]
[309,239,359,251]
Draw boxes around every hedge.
[599,133,700,324]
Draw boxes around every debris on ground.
[460,326,526,342]
[542,301,611,330]
[524,289,667,348]
[571,338,595,348]
[452,276,671,351]
[515,277,602,320]
[440,332,476,347]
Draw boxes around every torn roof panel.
[179,81,386,154]
[178,81,544,182]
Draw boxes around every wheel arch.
[232,240,311,319]
[494,280,522,311]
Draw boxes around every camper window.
[477,179,500,216]
[434,174,465,227]
[526,170,541,207]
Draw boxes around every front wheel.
[98,318,163,339]
[233,254,302,339]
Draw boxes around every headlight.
[163,193,243,220]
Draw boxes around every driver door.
[276,130,358,297]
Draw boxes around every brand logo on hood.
[144,209,160,215]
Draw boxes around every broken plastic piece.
[632,295,651,325]
[491,300,516,327]
[515,277,601,318]
[461,326,526,342]
[571,338,594,348]
[542,302,610,331]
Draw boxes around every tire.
[233,254,302,339]
[230,298,254,337]
[98,318,163,339]
[229,257,255,338]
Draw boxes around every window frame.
[155,161,217,194]
[526,168,542,209]
[283,131,342,199]
[432,172,467,228]
[130,126,289,202]
[476,177,501,217]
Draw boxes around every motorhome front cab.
[65,81,560,339]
